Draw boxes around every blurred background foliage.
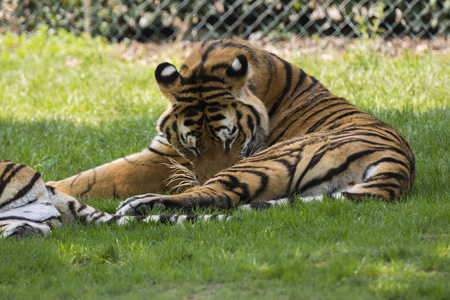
[0,0,449,42]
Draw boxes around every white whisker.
[161,157,200,193]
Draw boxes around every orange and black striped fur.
[115,39,415,214]
[0,161,232,238]
[3,39,414,230]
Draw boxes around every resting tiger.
[1,39,415,237]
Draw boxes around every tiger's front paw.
[116,193,167,216]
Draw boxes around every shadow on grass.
[1,106,448,197]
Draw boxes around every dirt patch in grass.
[113,36,450,67]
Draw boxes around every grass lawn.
[0,30,449,299]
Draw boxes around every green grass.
[1,30,449,299]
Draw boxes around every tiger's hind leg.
[1,161,235,239]
[0,161,62,238]
[0,160,128,238]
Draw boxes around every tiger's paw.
[116,194,167,216]
[1,221,51,239]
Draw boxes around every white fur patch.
[364,165,378,181]
[0,200,61,223]
[231,58,242,71]
[186,136,197,148]
[299,195,324,202]
[216,114,237,149]
[161,65,177,77]
[238,198,291,210]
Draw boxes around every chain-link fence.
[1,1,449,41]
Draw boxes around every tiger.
[0,161,233,238]
[46,38,413,216]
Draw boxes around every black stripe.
[374,125,408,149]
[76,201,87,213]
[286,77,319,108]
[349,130,402,145]
[155,135,171,147]
[183,109,201,118]
[288,69,307,99]
[46,185,56,195]
[208,114,226,122]
[123,156,167,168]
[228,165,272,171]
[213,125,229,131]
[320,111,366,129]
[148,146,182,158]
[365,157,410,173]
[261,53,276,97]
[79,169,97,197]
[176,96,197,102]
[247,80,257,94]
[221,41,258,62]
[0,164,27,199]
[164,127,172,142]
[158,115,170,132]
[274,155,301,196]
[306,109,363,134]
[202,41,220,61]
[180,86,224,94]
[364,172,406,183]
[89,211,106,223]
[211,62,230,72]
[268,56,292,118]
[67,201,77,217]
[298,100,348,129]
[183,119,196,126]
[364,183,400,190]
[0,171,41,210]
[209,174,251,202]
[0,162,15,181]
[242,103,262,126]
[156,215,172,224]
[113,185,119,199]
[227,169,269,200]
[0,215,59,222]
[207,106,226,113]
[204,92,233,101]
[345,186,396,200]
[246,115,255,136]
[299,149,382,193]
[293,145,328,191]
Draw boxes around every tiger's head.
[154,46,269,183]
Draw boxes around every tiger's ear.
[155,62,181,101]
[226,55,249,95]
[226,55,248,78]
